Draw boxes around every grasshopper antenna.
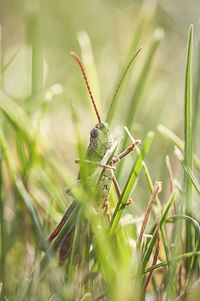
[70,51,101,123]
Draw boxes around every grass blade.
[144,251,200,274]
[175,148,200,195]
[193,20,200,148]
[184,25,193,263]
[106,48,142,123]
[15,179,45,245]
[110,131,154,235]
[0,150,5,297]
[116,29,163,179]
[0,90,34,144]
[157,124,200,171]
[142,190,177,269]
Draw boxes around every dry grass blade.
[138,181,162,245]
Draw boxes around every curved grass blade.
[157,124,200,171]
[144,251,200,274]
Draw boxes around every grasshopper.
[48,52,140,260]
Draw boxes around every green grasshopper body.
[49,121,116,260]
[48,52,139,260]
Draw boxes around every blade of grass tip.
[193,19,200,148]
[166,156,174,193]
[106,12,147,125]
[184,24,193,209]
[184,25,194,266]
[174,148,200,196]
[110,131,154,235]
[142,190,177,269]
[157,124,200,171]
[138,181,162,246]
[125,29,164,127]
[106,0,158,124]
[106,48,142,124]
[116,29,164,179]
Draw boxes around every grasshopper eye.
[90,127,99,138]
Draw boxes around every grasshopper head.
[89,121,113,158]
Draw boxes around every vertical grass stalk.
[0,152,5,299]
[184,25,193,260]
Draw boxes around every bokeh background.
[1,0,200,177]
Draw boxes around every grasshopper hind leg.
[59,229,75,261]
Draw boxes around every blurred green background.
[1,0,200,179]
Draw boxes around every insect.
[48,51,140,261]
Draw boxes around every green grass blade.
[193,20,200,149]
[0,90,34,144]
[144,251,200,274]
[184,25,193,263]
[142,190,177,269]
[106,48,142,123]
[125,29,163,128]
[14,278,32,301]
[175,148,200,195]
[0,151,5,297]
[110,131,154,235]
[2,47,21,73]
[184,24,193,210]
[0,130,44,244]
[15,179,45,244]
[157,124,200,171]
[116,29,163,179]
